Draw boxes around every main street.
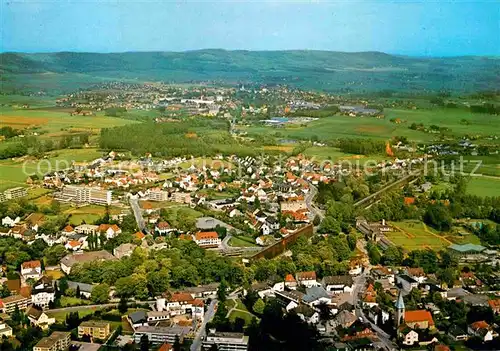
[352,266,397,351]
[129,196,148,233]
[191,299,217,351]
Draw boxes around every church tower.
[395,289,405,326]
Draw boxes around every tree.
[253,298,265,315]
[58,277,68,295]
[173,335,181,351]
[76,285,81,298]
[140,334,150,351]
[91,283,110,304]
[312,215,321,226]
[118,297,128,314]
[217,279,228,303]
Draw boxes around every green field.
[303,146,387,163]
[47,307,100,322]
[227,298,258,326]
[64,204,124,226]
[241,108,497,143]
[0,107,138,136]
[466,177,500,197]
[229,236,259,247]
[0,148,104,191]
[386,220,483,251]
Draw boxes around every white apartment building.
[60,185,112,205]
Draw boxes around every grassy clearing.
[466,177,500,197]
[228,310,257,325]
[229,236,259,247]
[45,269,64,280]
[47,307,100,322]
[60,296,92,307]
[64,204,123,226]
[303,146,386,163]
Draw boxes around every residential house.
[147,311,171,323]
[488,299,500,313]
[398,327,419,346]
[128,311,148,329]
[21,260,43,280]
[368,306,390,325]
[468,320,498,342]
[27,305,55,329]
[1,216,20,227]
[33,331,71,351]
[194,231,221,248]
[362,284,378,308]
[113,243,137,259]
[406,267,427,284]
[156,221,174,235]
[296,271,318,288]
[67,281,94,299]
[448,325,468,342]
[98,224,122,239]
[74,224,98,235]
[78,321,111,340]
[322,275,353,295]
[184,283,219,298]
[31,276,55,309]
[302,286,332,307]
[292,305,320,324]
[60,250,117,274]
[274,290,305,311]
[284,274,297,290]
[396,274,419,292]
[0,318,12,337]
[330,310,358,329]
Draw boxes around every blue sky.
[1,0,499,56]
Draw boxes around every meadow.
[466,176,500,198]
[0,148,103,191]
[241,107,497,143]
[62,204,125,226]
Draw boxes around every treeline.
[287,105,340,118]
[69,239,244,299]
[338,138,385,155]
[0,126,21,139]
[99,118,253,157]
[0,133,91,160]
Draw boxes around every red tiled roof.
[285,274,296,283]
[159,344,173,351]
[296,271,316,281]
[179,234,193,241]
[404,197,415,205]
[157,221,170,229]
[195,231,219,240]
[67,240,81,248]
[404,310,434,326]
[471,320,489,330]
[488,299,500,310]
[134,232,145,240]
[63,225,74,232]
[170,292,194,303]
[21,260,41,269]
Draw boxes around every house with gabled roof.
[296,271,318,288]
[468,320,498,342]
[21,260,42,280]
[27,305,55,329]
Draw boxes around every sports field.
[385,220,482,251]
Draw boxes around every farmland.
[241,107,497,143]
[62,204,125,226]
[0,148,104,191]
[466,176,500,197]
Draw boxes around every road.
[305,183,325,220]
[129,196,148,233]
[352,267,397,351]
[191,299,217,351]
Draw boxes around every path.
[191,299,217,351]
[422,223,453,244]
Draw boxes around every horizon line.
[1,48,499,59]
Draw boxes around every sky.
[1,0,499,56]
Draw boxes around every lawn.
[47,307,100,322]
[64,204,123,225]
[303,146,386,163]
[60,296,92,307]
[228,310,257,325]
[45,269,64,280]
[229,236,259,247]
[466,177,500,197]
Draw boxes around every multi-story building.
[202,331,249,351]
[147,188,169,201]
[78,321,111,340]
[4,187,28,200]
[171,192,191,204]
[0,192,6,203]
[21,260,43,280]
[194,231,221,248]
[133,325,191,345]
[31,277,55,309]
[33,331,71,351]
[59,185,112,205]
[0,294,30,313]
